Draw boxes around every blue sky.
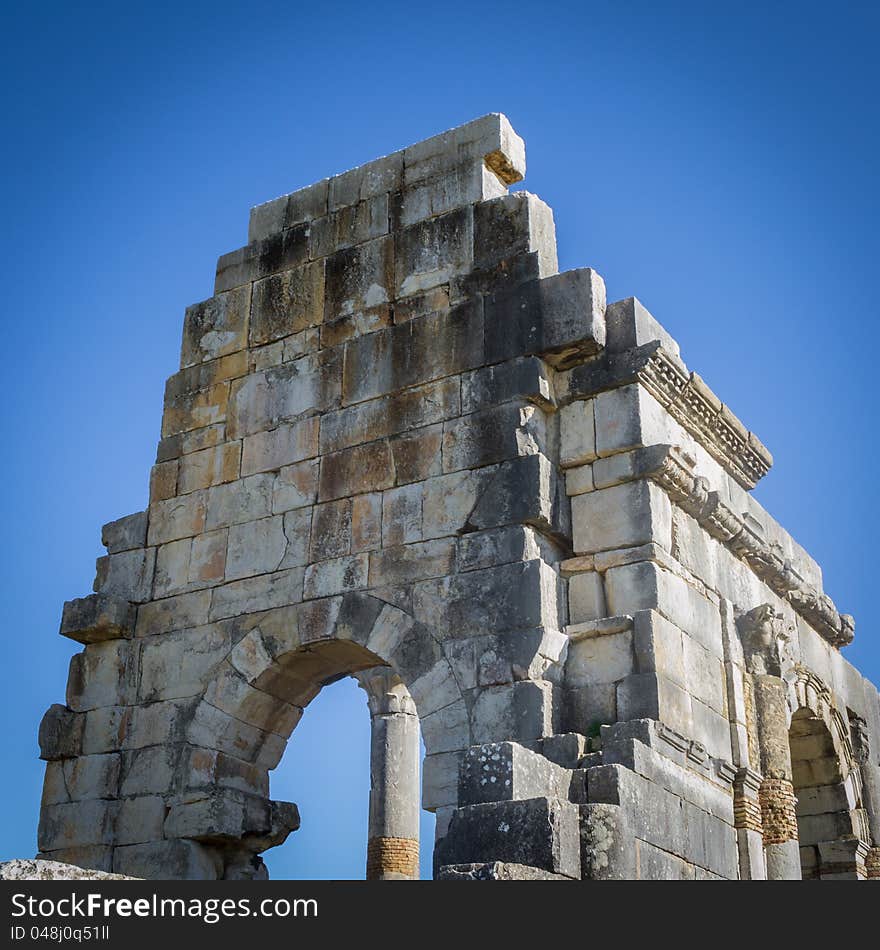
[1,1,877,879]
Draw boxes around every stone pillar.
[355,667,420,881]
[738,605,801,880]
[850,715,880,879]
[733,768,766,880]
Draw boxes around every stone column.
[355,667,420,880]
[738,605,801,880]
[851,715,880,879]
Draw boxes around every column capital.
[354,666,417,717]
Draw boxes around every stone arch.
[171,592,468,878]
[786,668,869,879]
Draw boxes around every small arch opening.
[789,708,853,879]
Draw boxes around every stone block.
[572,479,671,555]
[113,840,221,880]
[66,641,134,712]
[436,797,580,878]
[484,268,606,368]
[320,376,459,455]
[422,751,461,811]
[470,680,555,744]
[60,594,135,644]
[302,554,368,599]
[101,511,148,554]
[229,353,338,440]
[568,571,607,624]
[209,568,305,621]
[604,560,722,654]
[226,516,287,580]
[461,355,555,415]
[631,609,686,685]
[38,800,117,851]
[413,560,561,641]
[149,460,178,502]
[148,491,207,546]
[580,803,637,879]
[135,588,211,638]
[566,629,633,690]
[593,382,672,458]
[442,402,547,474]
[241,417,319,476]
[381,482,423,546]
[249,261,325,347]
[458,741,570,806]
[177,442,241,494]
[342,302,483,405]
[329,152,403,210]
[368,539,455,587]
[323,235,393,323]
[616,672,693,738]
[318,440,395,501]
[389,424,444,484]
[272,460,318,514]
[417,699,471,755]
[206,473,273,529]
[560,399,596,467]
[351,492,382,553]
[394,206,472,297]
[93,547,156,603]
[402,113,525,187]
[39,705,84,761]
[115,796,166,846]
[138,624,230,702]
[604,297,681,357]
[310,193,388,257]
[466,453,568,541]
[181,286,250,367]
[309,499,351,561]
[457,524,562,575]
[214,226,309,294]
[283,179,330,230]
[473,192,557,277]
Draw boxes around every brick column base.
[759,778,798,845]
[366,836,419,880]
[863,846,880,879]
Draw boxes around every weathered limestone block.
[60,594,135,644]
[485,268,606,368]
[214,226,309,295]
[572,479,672,555]
[249,261,325,347]
[436,797,580,878]
[39,705,84,761]
[101,511,148,554]
[93,547,156,603]
[181,286,251,367]
[458,742,571,806]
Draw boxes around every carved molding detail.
[639,346,773,490]
[648,446,854,649]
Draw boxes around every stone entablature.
[35,114,880,881]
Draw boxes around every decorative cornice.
[645,445,854,649]
[565,342,773,489]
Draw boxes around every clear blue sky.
[1,1,877,879]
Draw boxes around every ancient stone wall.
[36,115,880,880]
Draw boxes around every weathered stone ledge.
[561,341,773,490]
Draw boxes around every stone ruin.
[35,115,880,881]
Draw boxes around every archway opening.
[249,639,437,880]
[789,708,852,879]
